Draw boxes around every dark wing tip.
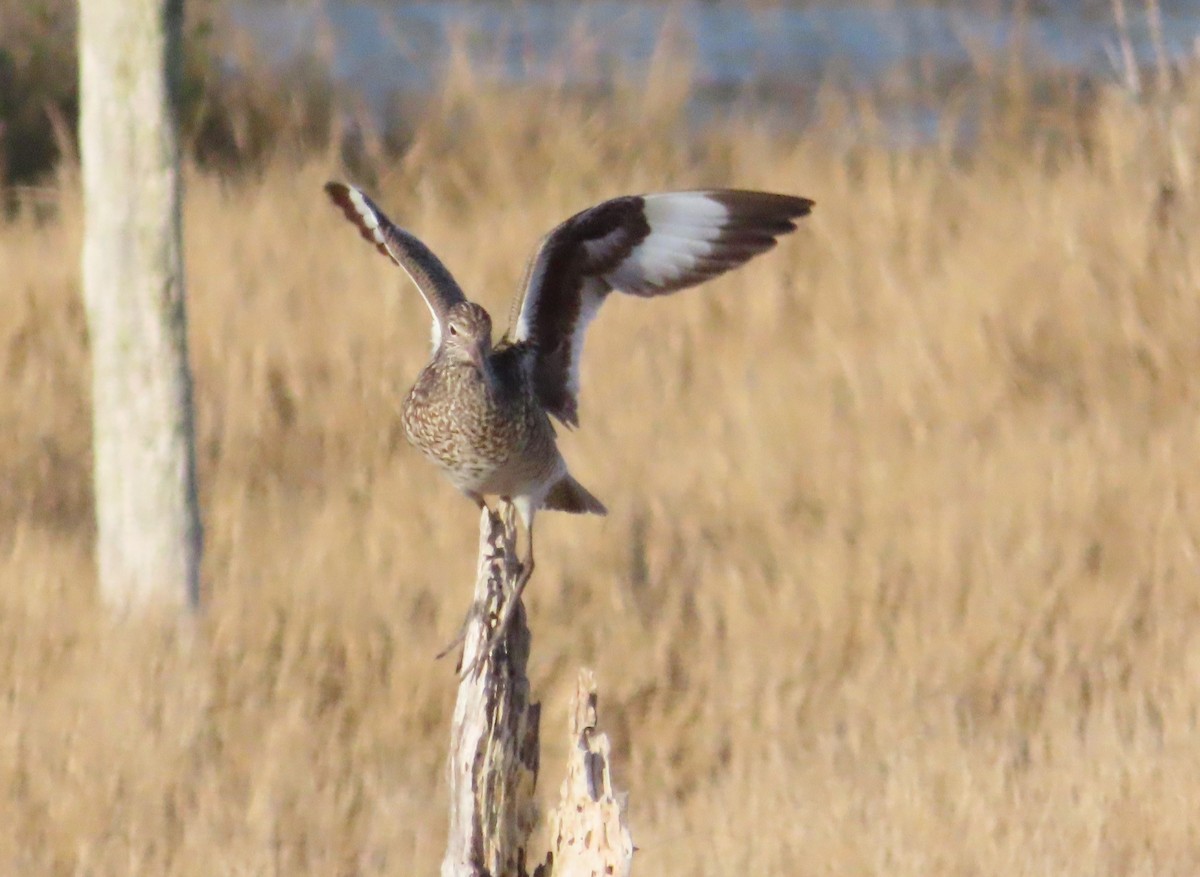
[323,181,395,263]
[323,180,355,216]
[721,191,814,240]
[324,181,357,215]
[789,196,816,217]
[708,190,815,221]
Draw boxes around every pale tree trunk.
[443,508,633,877]
[78,0,202,609]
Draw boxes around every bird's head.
[442,302,493,369]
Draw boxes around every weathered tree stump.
[544,670,634,877]
[442,508,633,877]
[442,508,541,877]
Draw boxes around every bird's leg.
[460,497,535,678]
[435,493,489,666]
[435,610,475,663]
[496,508,535,635]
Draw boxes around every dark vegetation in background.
[0,0,77,185]
[0,0,1181,196]
[0,0,353,189]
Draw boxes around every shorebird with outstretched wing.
[325,183,814,672]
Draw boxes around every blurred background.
[2,1,1200,874]
[6,0,1200,188]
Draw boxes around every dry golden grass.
[2,63,1200,875]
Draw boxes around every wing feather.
[508,189,813,425]
[325,182,468,350]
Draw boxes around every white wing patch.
[514,193,732,343]
[568,280,607,400]
[603,193,727,293]
[346,186,383,241]
[511,242,549,344]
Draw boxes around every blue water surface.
[232,0,1200,139]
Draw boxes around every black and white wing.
[507,190,814,426]
[325,182,468,350]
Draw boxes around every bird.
[325,181,814,671]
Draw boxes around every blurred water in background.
[233,0,1200,144]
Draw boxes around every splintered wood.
[545,671,634,877]
[442,508,541,877]
[441,507,632,877]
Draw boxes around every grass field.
[2,56,1200,875]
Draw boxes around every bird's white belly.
[437,444,564,500]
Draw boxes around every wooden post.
[442,509,633,877]
[442,507,541,877]
[545,671,634,877]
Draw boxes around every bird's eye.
[448,324,458,336]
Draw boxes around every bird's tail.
[544,474,607,516]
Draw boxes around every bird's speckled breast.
[401,356,560,496]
